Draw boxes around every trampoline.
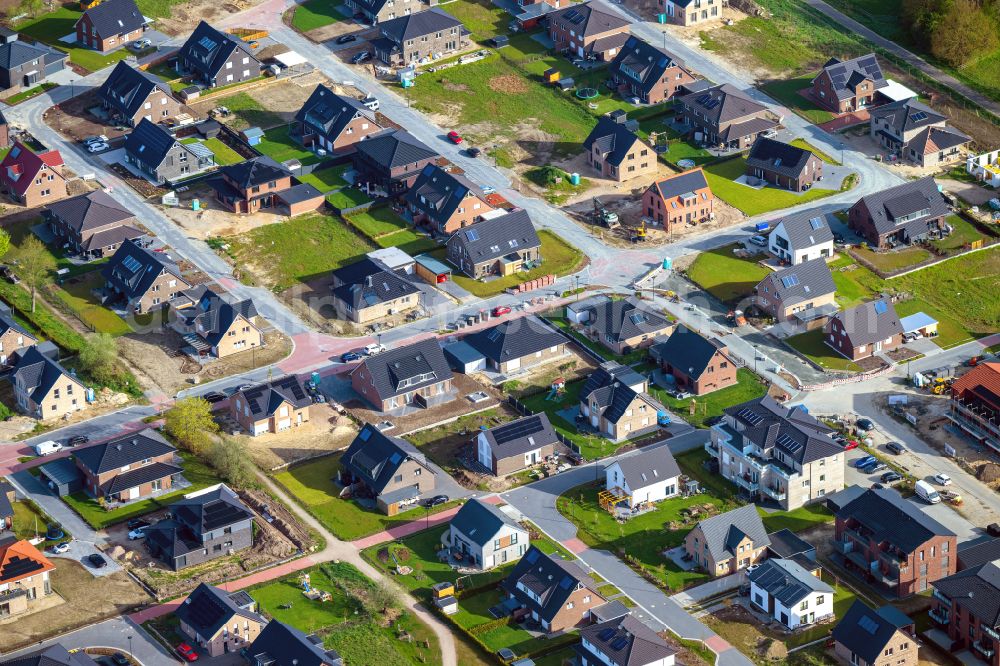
[575,87,599,99]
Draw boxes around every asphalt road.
[0,617,177,665]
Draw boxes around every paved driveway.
[10,471,111,551]
[0,617,176,666]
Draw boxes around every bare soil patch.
[444,82,470,93]
[188,72,333,131]
[155,0,258,35]
[161,183,293,240]
[488,74,529,94]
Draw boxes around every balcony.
[928,607,950,625]
[933,590,953,606]
[837,539,854,555]
[973,641,996,658]
[842,527,867,544]
[762,485,787,501]
[734,474,759,492]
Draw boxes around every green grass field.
[649,369,769,428]
[291,0,346,32]
[52,272,132,336]
[703,157,839,216]
[786,328,862,372]
[6,83,58,105]
[852,245,931,273]
[296,165,349,193]
[932,214,988,252]
[687,243,772,303]
[257,126,320,165]
[180,137,243,166]
[789,138,840,165]
[759,77,837,124]
[326,188,373,210]
[376,229,440,255]
[346,207,410,238]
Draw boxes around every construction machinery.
[727,309,747,326]
[931,377,953,395]
[593,197,619,228]
[630,219,647,242]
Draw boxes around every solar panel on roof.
[909,111,927,122]
[202,500,248,530]
[858,615,880,635]
[737,407,763,426]
[874,301,888,314]
[359,428,372,441]
[610,638,629,651]
[809,217,824,230]
[2,556,44,580]
[780,275,799,288]
[598,628,616,641]
[186,592,227,630]
[198,36,217,50]
[465,229,480,242]
[492,416,543,445]
[121,255,142,272]
[558,576,574,589]
[524,549,539,564]
[629,312,648,325]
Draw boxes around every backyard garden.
[686,243,771,304]
[648,369,769,428]
[702,157,844,217]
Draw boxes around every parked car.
[854,455,877,469]
[336,34,358,44]
[66,434,89,447]
[202,391,227,403]
[350,50,371,64]
[111,653,130,666]
[340,350,363,362]
[467,146,482,158]
[175,643,198,662]
[128,526,149,540]
[362,96,379,111]
[491,305,511,316]
[748,234,767,247]
[881,471,902,483]
[130,38,152,50]
[127,518,151,530]
[836,436,859,450]
[423,494,449,507]
[49,541,71,555]
[363,343,386,356]
[933,473,952,486]
[87,141,109,153]
[34,440,62,456]
[446,131,463,144]
[885,441,905,455]
[745,563,761,574]
[863,461,887,474]
[0,265,19,284]
[87,553,107,568]
[856,418,875,431]
[83,135,109,146]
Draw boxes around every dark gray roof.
[101,239,183,301]
[0,303,32,342]
[611,446,680,491]
[450,499,524,546]
[500,546,601,623]
[610,35,688,96]
[37,458,81,487]
[295,84,376,142]
[354,129,438,171]
[183,288,259,347]
[98,61,174,119]
[819,54,887,101]
[404,164,486,225]
[0,480,12,520]
[80,225,144,252]
[0,40,66,71]
[590,600,631,624]
[652,168,711,202]
[179,21,257,80]
[464,315,567,364]
[585,31,630,56]
[757,258,836,308]
[585,381,660,424]
[958,537,1000,570]
[352,338,452,401]
[377,8,464,44]
[695,504,770,562]
[44,190,134,234]
[278,182,323,205]
[832,601,913,665]
[221,156,289,189]
[837,487,955,553]
[171,485,253,535]
[577,615,675,666]
[73,428,175,475]
[870,98,946,135]
[723,395,841,466]
[174,583,264,641]
[77,0,145,39]
[447,209,540,265]
[549,2,629,38]
[749,558,832,606]
[105,461,182,495]
[233,375,311,419]
[719,116,779,142]
[679,83,767,125]
[341,423,433,495]
[773,211,834,249]
[830,299,902,347]
[482,413,559,461]
[332,257,419,312]
[853,176,949,237]
[249,620,343,666]
[583,298,672,344]
[766,528,815,560]
[583,115,646,168]
[650,325,727,380]
[144,518,201,559]
[907,125,970,154]
[580,360,646,399]
[746,137,816,180]
[124,118,193,171]
[11,346,81,406]
[932,561,1000,629]
[1,645,99,666]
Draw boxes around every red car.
[841,439,859,450]
[447,131,463,144]
[175,643,198,661]
[491,305,511,316]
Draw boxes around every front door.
[129,487,140,500]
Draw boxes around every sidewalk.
[351,494,503,549]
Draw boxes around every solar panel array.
[737,407,763,426]
[828,55,880,89]
[780,274,799,289]
[202,499,249,530]
[185,593,227,630]
[121,254,142,273]
[492,415,544,445]
[858,614,880,635]
[809,217,824,230]
[611,638,629,651]
[909,111,927,123]
[598,628,616,641]
[777,433,803,454]
[465,229,480,242]
[2,556,44,580]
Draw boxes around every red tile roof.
[0,538,55,584]
[951,362,1000,400]
[0,142,63,196]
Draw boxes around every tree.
[11,236,55,313]
[79,333,119,385]
[164,397,218,455]
[365,581,401,616]
[209,436,257,489]
[0,229,10,263]
[930,0,998,65]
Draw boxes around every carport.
[900,312,939,338]
[38,458,83,497]
[444,341,486,373]
[414,254,452,285]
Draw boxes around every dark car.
[885,441,905,455]
[424,494,449,507]
[111,653,130,666]
[0,265,19,284]
[881,471,902,483]
[856,418,875,432]
[865,462,887,474]
[350,50,371,64]
[336,34,358,44]
[127,518,151,530]
[87,553,107,568]
[988,523,1000,538]
[467,146,482,158]
[66,434,89,446]
[341,351,363,362]
[202,391,227,403]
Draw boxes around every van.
[362,96,380,111]
[34,440,62,456]
[915,479,941,504]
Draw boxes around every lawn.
[273,454,459,541]
[377,229,440,255]
[828,254,877,308]
[296,165,350,193]
[6,83,58,105]
[291,0,346,32]
[702,157,839,216]
[659,138,715,167]
[852,245,931,273]
[789,138,840,165]
[181,137,243,166]
[894,298,973,350]
[346,206,410,238]
[687,243,771,304]
[649,369,769,428]
[326,188,373,210]
[52,272,132,336]
[518,378,625,460]
[932,214,988,252]
[202,92,284,130]
[61,451,221,529]
[759,77,837,125]
[786,328,862,373]
[223,213,375,290]
[441,230,585,298]
[440,0,511,41]
[256,126,320,166]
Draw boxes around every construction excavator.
[593,197,620,229]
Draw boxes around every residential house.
[812,54,888,114]
[676,84,777,151]
[370,9,470,66]
[476,413,559,476]
[753,258,838,326]
[957,536,1000,571]
[501,546,606,632]
[609,36,696,105]
[463,315,568,375]
[745,137,824,192]
[604,445,680,508]
[869,98,970,167]
[339,422,436,515]
[547,2,630,61]
[174,584,267,657]
[825,299,903,361]
[0,37,67,91]
[405,163,494,235]
[98,61,183,127]
[949,362,1000,454]
[124,118,214,184]
[708,395,845,509]
[848,176,950,249]
[172,287,263,358]
[749,558,834,629]
[649,325,737,395]
[0,142,67,207]
[73,428,182,502]
[44,190,144,260]
[350,338,454,412]
[208,156,323,216]
[0,303,36,366]
[0,645,98,666]
[580,370,664,442]
[101,240,191,313]
[352,129,440,195]
[10,344,86,420]
[832,601,918,666]
[835,486,957,596]
[445,209,541,278]
[930,560,1000,664]
[0,479,14,532]
[448,499,529,570]
[248,620,343,666]
[766,527,819,569]
[331,256,421,324]
[582,111,656,182]
[176,21,260,88]
[580,360,648,395]
[683,504,770,577]
[660,0,723,26]
[145,484,255,570]
[294,84,384,154]
[576,614,677,666]
[642,168,714,230]
[229,375,312,436]
[344,0,433,24]
[767,211,835,265]
[0,539,54,618]
[576,296,673,355]
[75,0,146,53]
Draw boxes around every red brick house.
[930,561,1000,664]
[825,300,903,361]
[404,163,494,235]
[642,168,714,230]
[294,84,384,155]
[0,142,68,208]
[73,429,182,502]
[650,325,737,395]
[547,2,630,61]
[745,137,824,192]
[500,546,605,632]
[608,36,696,104]
[811,54,888,114]
[208,157,325,216]
[75,0,147,53]
[948,362,1000,455]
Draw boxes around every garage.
[900,312,939,340]
[278,418,291,431]
[443,341,486,373]
[38,458,83,497]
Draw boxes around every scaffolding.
[598,487,629,513]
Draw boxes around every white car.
[87,142,109,153]
[749,235,767,247]
[933,473,952,486]
[363,343,386,356]
[83,135,108,146]
[745,563,761,574]
[131,38,152,50]
[127,526,149,540]
[50,541,71,555]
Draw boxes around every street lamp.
[127,635,133,662]
[753,344,759,373]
